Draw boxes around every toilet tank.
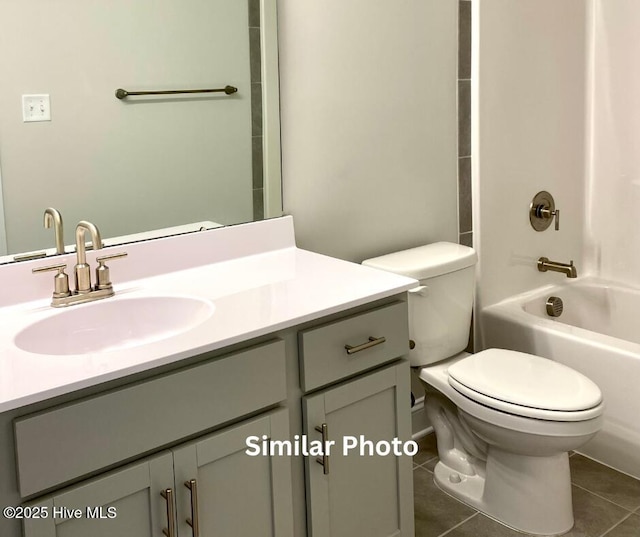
[363,242,477,367]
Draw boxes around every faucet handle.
[32,263,71,298]
[95,252,128,290]
[96,252,128,263]
[530,191,560,231]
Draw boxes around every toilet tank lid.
[362,242,477,280]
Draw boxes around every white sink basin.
[14,296,215,356]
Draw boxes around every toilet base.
[433,449,574,536]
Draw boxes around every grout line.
[572,483,640,513]
[599,512,636,537]
[414,456,438,472]
[574,452,640,482]
[436,512,479,537]
[413,463,432,474]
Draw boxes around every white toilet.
[363,243,603,536]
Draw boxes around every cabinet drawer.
[15,339,286,498]
[299,301,409,392]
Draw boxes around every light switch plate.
[22,94,51,122]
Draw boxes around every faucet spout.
[75,221,103,293]
[43,207,65,255]
[537,257,577,278]
[75,221,103,265]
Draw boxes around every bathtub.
[481,277,640,479]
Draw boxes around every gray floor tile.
[570,455,640,511]
[603,514,640,537]
[563,485,631,537]
[411,440,640,536]
[414,433,439,466]
[413,466,476,537]
[422,456,438,473]
[422,485,630,537]
[444,513,535,537]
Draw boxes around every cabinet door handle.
[184,479,200,537]
[344,336,386,355]
[315,423,330,475]
[160,488,176,537]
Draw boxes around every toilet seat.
[447,349,603,422]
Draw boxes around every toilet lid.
[448,349,603,416]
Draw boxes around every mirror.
[0,0,282,262]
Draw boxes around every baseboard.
[411,395,433,440]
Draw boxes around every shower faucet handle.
[530,191,560,231]
[537,207,560,231]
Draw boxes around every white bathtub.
[482,277,640,479]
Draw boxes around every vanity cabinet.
[303,363,413,537]
[23,451,175,537]
[23,409,293,537]
[2,295,414,537]
[299,301,414,537]
[13,340,287,498]
[171,409,293,537]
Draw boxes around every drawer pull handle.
[160,488,176,537]
[344,336,386,355]
[184,479,200,537]
[315,423,330,475]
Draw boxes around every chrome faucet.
[32,220,127,307]
[537,257,577,278]
[43,207,65,255]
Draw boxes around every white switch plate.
[22,94,51,122]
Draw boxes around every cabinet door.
[303,362,414,537]
[172,408,294,537]
[23,452,175,537]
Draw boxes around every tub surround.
[0,216,417,412]
[474,0,587,315]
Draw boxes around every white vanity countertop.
[0,217,417,412]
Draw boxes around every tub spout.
[537,257,577,278]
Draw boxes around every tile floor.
[413,434,640,537]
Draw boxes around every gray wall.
[278,0,460,263]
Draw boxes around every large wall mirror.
[0,0,282,262]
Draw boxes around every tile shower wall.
[458,1,473,248]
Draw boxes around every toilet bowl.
[420,350,602,535]
[362,243,603,536]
